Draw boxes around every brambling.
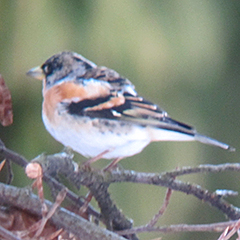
[27,51,235,165]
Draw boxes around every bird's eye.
[42,64,54,76]
[42,64,48,73]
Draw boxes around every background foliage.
[0,1,239,239]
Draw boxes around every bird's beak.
[26,66,45,80]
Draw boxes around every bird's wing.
[66,81,195,137]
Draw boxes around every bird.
[27,51,235,166]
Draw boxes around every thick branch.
[0,183,126,240]
[0,145,138,240]
[110,170,240,220]
[1,142,240,238]
[35,153,137,239]
[33,152,240,222]
[41,154,240,221]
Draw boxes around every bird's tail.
[148,117,235,151]
[194,133,235,151]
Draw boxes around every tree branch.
[110,170,240,220]
[116,220,238,235]
[0,183,126,240]
[1,141,240,239]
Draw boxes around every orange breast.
[42,81,111,123]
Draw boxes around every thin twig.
[163,164,240,178]
[217,218,240,240]
[110,170,240,220]
[116,220,239,235]
[0,143,100,219]
[146,188,173,228]
[0,225,21,240]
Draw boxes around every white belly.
[42,113,151,159]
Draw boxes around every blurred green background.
[0,1,239,239]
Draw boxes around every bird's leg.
[82,149,111,167]
[0,159,6,171]
[80,150,110,216]
[103,157,123,172]
[80,151,122,217]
